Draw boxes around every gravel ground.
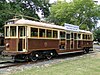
[0,45,100,75]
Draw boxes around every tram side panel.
[5,38,17,52]
[66,40,70,50]
[82,40,93,49]
[28,39,59,52]
[82,41,92,48]
[74,40,77,49]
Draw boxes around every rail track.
[0,56,50,69]
[0,63,17,69]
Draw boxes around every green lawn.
[10,53,100,75]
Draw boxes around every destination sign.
[64,23,79,31]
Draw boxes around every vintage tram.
[2,18,93,61]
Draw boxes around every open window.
[6,27,9,37]
[39,29,45,37]
[46,30,52,38]
[74,33,77,39]
[53,30,58,38]
[78,34,81,39]
[18,26,25,37]
[10,26,16,37]
[83,34,85,39]
[31,28,38,37]
[60,31,65,39]
[90,35,92,40]
[66,33,70,39]
[88,34,92,40]
[71,33,73,38]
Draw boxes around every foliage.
[48,0,100,31]
[93,27,100,42]
[0,0,50,32]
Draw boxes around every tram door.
[18,39,22,51]
[18,26,25,51]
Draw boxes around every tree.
[48,0,100,31]
[93,27,100,42]
[0,0,50,32]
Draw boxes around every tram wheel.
[29,52,38,62]
[83,48,89,54]
[22,55,29,61]
[46,52,53,60]
[46,55,52,60]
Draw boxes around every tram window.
[78,34,81,39]
[88,35,89,39]
[39,29,45,37]
[10,26,16,37]
[74,33,77,39]
[46,30,52,38]
[31,28,38,37]
[88,35,90,39]
[83,34,85,39]
[53,30,58,38]
[60,31,65,39]
[66,33,70,39]
[86,35,87,39]
[18,26,25,37]
[88,35,92,39]
[84,35,86,39]
[6,27,9,37]
[71,33,73,38]
[90,35,92,39]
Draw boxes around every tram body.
[3,18,93,61]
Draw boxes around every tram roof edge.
[79,30,92,34]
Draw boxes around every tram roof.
[79,30,92,34]
[6,19,92,34]
[15,19,66,30]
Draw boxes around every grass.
[10,53,100,75]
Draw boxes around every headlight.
[6,43,9,47]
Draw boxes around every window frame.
[46,29,52,38]
[60,31,65,39]
[31,27,38,37]
[5,26,9,37]
[66,32,71,40]
[53,30,58,38]
[39,28,46,38]
[78,33,81,40]
[18,26,25,37]
[10,26,16,37]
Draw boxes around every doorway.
[18,26,25,51]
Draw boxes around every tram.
[2,18,93,61]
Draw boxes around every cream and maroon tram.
[3,18,93,61]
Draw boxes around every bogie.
[29,52,39,62]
